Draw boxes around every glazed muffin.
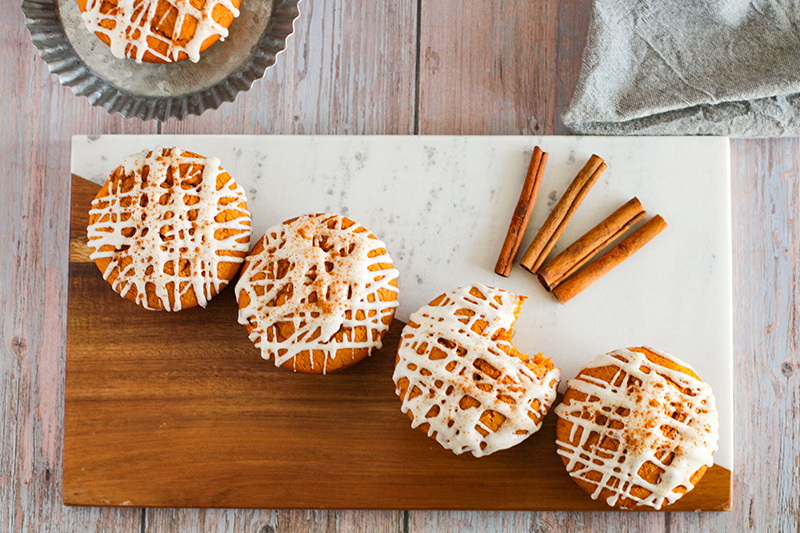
[78,0,241,63]
[236,213,399,374]
[555,347,719,510]
[393,284,561,457]
[87,146,251,311]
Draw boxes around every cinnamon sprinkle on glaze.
[235,213,399,374]
[80,0,241,63]
[393,284,560,457]
[555,347,719,510]
[87,146,251,311]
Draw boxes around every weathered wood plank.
[665,139,800,532]
[2,0,798,527]
[0,2,157,532]
[407,512,671,533]
[412,0,666,530]
[161,0,418,135]
[417,0,591,136]
[145,510,404,533]
[152,0,417,529]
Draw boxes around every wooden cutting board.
[64,175,731,510]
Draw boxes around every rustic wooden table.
[1,0,798,531]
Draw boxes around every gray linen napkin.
[562,0,800,136]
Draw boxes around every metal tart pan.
[22,0,301,121]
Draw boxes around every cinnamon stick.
[494,147,549,277]
[538,197,646,291]
[552,215,668,304]
[519,154,607,273]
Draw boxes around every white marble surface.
[71,134,733,470]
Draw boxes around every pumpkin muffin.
[235,213,399,374]
[77,0,241,63]
[555,347,719,510]
[87,146,251,311]
[393,284,560,457]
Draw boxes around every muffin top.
[555,347,719,510]
[78,0,241,63]
[236,213,399,374]
[393,284,560,457]
[87,146,251,311]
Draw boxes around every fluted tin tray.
[21,0,300,121]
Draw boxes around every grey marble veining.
[71,134,732,469]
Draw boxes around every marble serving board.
[66,135,732,509]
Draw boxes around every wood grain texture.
[0,2,156,532]
[1,0,798,528]
[160,0,418,135]
[144,509,403,533]
[411,1,664,530]
[665,139,800,532]
[417,0,591,136]
[65,176,730,513]
[151,0,417,529]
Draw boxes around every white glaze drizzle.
[235,213,400,374]
[555,347,719,510]
[80,0,241,63]
[87,146,251,311]
[393,284,561,457]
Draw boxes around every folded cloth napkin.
[562,0,800,136]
